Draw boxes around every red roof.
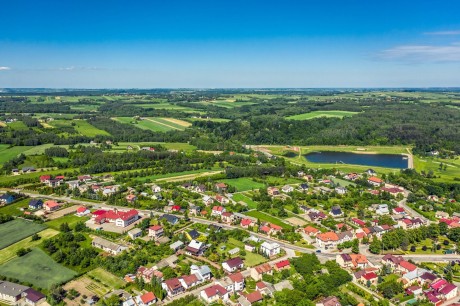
[270,223,282,231]
[40,175,51,181]
[259,226,270,233]
[215,183,227,188]
[229,272,244,283]
[76,206,87,213]
[362,272,378,280]
[171,205,181,211]
[431,279,447,290]
[356,232,367,239]
[368,176,383,183]
[212,206,224,212]
[244,291,263,303]
[92,209,107,216]
[241,218,253,226]
[140,292,156,304]
[352,218,366,226]
[393,207,405,213]
[304,226,319,234]
[44,200,59,208]
[55,175,65,180]
[275,259,290,269]
[149,225,163,231]
[93,209,138,221]
[399,260,417,272]
[204,284,227,298]
[439,283,457,295]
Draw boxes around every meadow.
[221,177,265,192]
[0,248,77,289]
[48,119,110,136]
[0,219,47,250]
[86,268,125,289]
[232,193,258,209]
[46,214,90,230]
[0,198,31,216]
[286,110,359,120]
[0,145,33,164]
[113,117,190,132]
[413,156,460,182]
[244,210,292,229]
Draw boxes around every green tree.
[369,239,382,254]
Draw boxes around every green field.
[0,248,77,289]
[286,110,359,120]
[0,219,47,249]
[244,211,292,229]
[221,178,265,192]
[186,117,231,123]
[0,198,31,216]
[49,119,110,136]
[0,146,33,164]
[219,237,266,267]
[0,228,59,265]
[414,156,460,183]
[115,142,197,152]
[46,214,89,230]
[232,193,258,209]
[87,268,125,289]
[114,117,189,132]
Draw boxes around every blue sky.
[1,0,460,88]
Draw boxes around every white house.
[222,257,244,273]
[200,285,228,304]
[376,204,389,215]
[260,241,281,257]
[281,185,294,193]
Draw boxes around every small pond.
[304,151,408,169]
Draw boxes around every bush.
[444,240,450,246]
[422,245,427,251]
[410,246,416,252]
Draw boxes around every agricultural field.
[0,219,47,249]
[46,214,90,230]
[0,228,59,265]
[115,141,197,152]
[6,121,29,130]
[0,248,77,289]
[48,119,110,136]
[286,110,359,120]
[114,117,190,132]
[221,177,265,192]
[86,268,125,289]
[186,117,231,123]
[244,210,292,229]
[0,145,33,164]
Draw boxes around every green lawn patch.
[87,268,125,289]
[0,146,33,164]
[0,198,31,216]
[0,219,46,250]
[0,248,77,289]
[244,211,292,229]
[221,178,265,192]
[286,110,359,120]
[232,193,258,209]
[46,214,89,231]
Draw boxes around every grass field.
[46,214,89,230]
[0,198,31,216]
[0,248,77,289]
[86,268,125,289]
[232,193,258,209]
[244,210,292,229]
[413,156,460,182]
[0,146,33,164]
[49,119,110,136]
[7,121,29,130]
[186,117,231,123]
[0,167,77,185]
[114,142,197,152]
[221,178,265,192]
[286,110,359,120]
[219,238,266,267]
[0,228,59,265]
[0,219,47,249]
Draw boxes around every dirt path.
[155,171,222,182]
[144,118,182,130]
[405,148,414,169]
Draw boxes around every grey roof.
[0,281,29,298]
[170,240,184,249]
[128,228,142,235]
[161,214,178,224]
[274,280,293,291]
[92,237,124,252]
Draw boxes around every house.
[103,186,118,196]
[381,187,404,196]
[160,214,179,225]
[128,228,143,239]
[274,260,290,271]
[335,186,347,195]
[215,195,230,205]
[251,263,273,281]
[399,260,417,274]
[162,278,184,297]
[44,200,60,212]
[211,206,226,217]
[170,241,184,252]
[260,241,280,257]
[221,212,235,224]
[255,281,275,296]
[368,176,383,186]
[185,240,206,256]
[304,226,320,236]
[241,218,255,229]
[148,225,164,240]
[330,205,343,217]
[315,296,342,306]
[202,195,214,206]
[393,207,405,215]
[307,211,327,222]
[195,184,206,193]
[345,173,360,181]
[336,254,371,269]
[260,223,282,236]
[337,231,354,244]
[282,185,294,193]
[23,288,46,306]
[189,206,201,216]
[405,285,423,297]
[47,179,62,188]
[436,211,449,219]
[92,237,127,255]
[298,183,309,191]
[200,285,228,303]
[216,272,245,293]
[215,183,228,193]
[428,279,458,301]
[136,292,156,306]
[137,266,163,283]
[351,218,366,227]
[0,194,14,205]
[21,166,36,173]
[267,187,280,196]
[126,194,137,203]
[376,204,389,215]
[239,291,263,305]
[0,281,29,303]
[360,272,378,285]
[76,206,90,216]
[316,232,339,249]
[222,257,244,273]
[190,265,212,281]
[366,169,377,176]
[28,199,43,210]
[78,175,92,182]
[93,209,139,227]
[67,180,80,189]
[186,229,200,241]
[151,185,161,193]
[179,274,200,290]
[39,175,51,183]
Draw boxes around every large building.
[0,281,45,305]
[92,209,139,227]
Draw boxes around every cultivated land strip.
[143,117,182,130]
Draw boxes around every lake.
[304,151,408,169]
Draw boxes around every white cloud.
[59,66,75,71]
[0,66,11,71]
[378,43,460,62]
[425,30,460,35]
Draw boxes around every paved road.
[398,190,430,224]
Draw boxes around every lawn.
[49,119,110,136]
[0,228,59,265]
[244,211,292,229]
[286,110,359,120]
[221,178,265,192]
[0,248,77,289]
[115,142,197,152]
[46,214,89,230]
[0,198,31,216]
[220,238,266,267]
[0,219,47,249]
[87,268,125,289]
[0,146,33,164]
[413,155,460,183]
[186,118,231,123]
[232,193,258,209]
[330,177,356,187]
[0,167,77,186]
[7,121,29,130]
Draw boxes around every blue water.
[304,151,408,169]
